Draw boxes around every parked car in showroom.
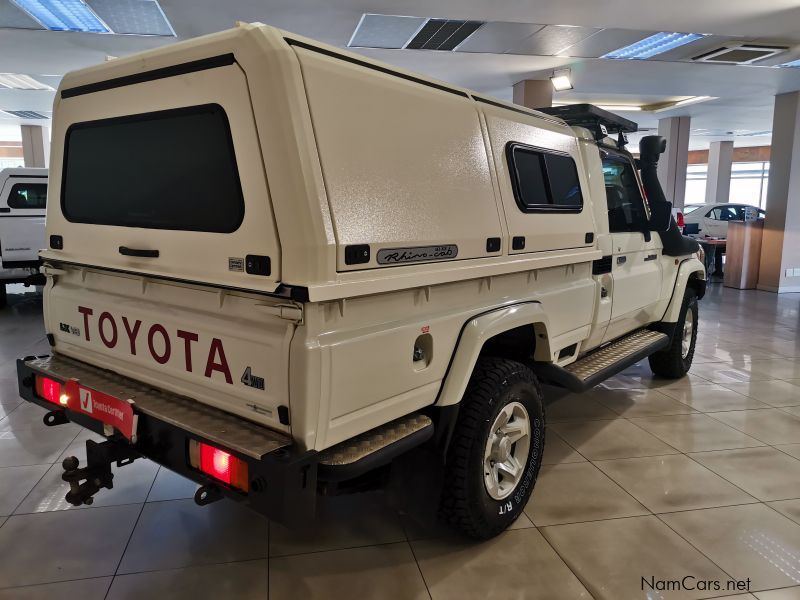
[0,167,47,306]
[683,202,764,238]
[15,23,705,540]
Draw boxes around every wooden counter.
[724,220,764,290]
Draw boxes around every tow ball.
[61,439,139,506]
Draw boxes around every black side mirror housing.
[649,200,672,232]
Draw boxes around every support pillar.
[512,80,553,110]
[757,91,800,293]
[20,125,49,168]
[657,116,691,209]
[705,140,734,204]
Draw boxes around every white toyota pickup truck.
[16,23,705,539]
[0,167,48,306]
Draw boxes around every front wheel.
[439,357,545,539]
[649,288,698,378]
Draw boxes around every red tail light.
[189,440,249,492]
[35,376,65,405]
[676,211,685,228]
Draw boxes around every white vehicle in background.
[0,168,48,306]
[682,202,765,239]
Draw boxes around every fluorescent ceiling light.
[0,73,53,90]
[550,69,573,91]
[602,32,706,60]
[597,105,642,112]
[649,96,716,112]
[672,95,713,107]
[11,0,111,33]
[781,59,800,68]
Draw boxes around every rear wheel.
[439,357,545,539]
[649,288,698,378]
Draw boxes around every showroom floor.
[0,283,800,599]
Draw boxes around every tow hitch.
[61,439,140,506]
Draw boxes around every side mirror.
[649,201,672,232]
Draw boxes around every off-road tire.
[439,357,545,540]
[649,288,698,378]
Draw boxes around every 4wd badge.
[241,367,265,391]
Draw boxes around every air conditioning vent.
[406,19,483,50]
[2,110,49,119]
[693,44,788,64]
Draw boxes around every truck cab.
[0,167,48,306]
[15,23,705,540]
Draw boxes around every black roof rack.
[537,104,638,144]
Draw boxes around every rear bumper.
[16,354,318,526]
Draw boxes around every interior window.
[600,148,647,233]
[506,144,583,212]
[7,182,47,210]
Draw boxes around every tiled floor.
[1,283,800,599]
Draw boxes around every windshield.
[682,205,704,214]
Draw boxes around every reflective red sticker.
[64,380,138,442]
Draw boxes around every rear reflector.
[189,440,249,492]
[35,376,67,406]
[676,211,685,228]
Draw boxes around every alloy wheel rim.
[682,308,695,359]
[483,401,531,501]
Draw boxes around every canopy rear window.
[62,104,244,233]
[8,182,47,209]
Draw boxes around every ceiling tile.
[455,21,545,54]
[88,0,174,36]
[0,0,43,29]
[560,29,656,58]
[649,35,734,62]
[348,13,426,49]
[510,24,600,56]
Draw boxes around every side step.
[318,413,433,482]
[535,329,669,392]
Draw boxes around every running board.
[318,413,433,482]
[535,329,669,392]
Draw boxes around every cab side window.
[506,143,583,212]
[708,206,740,221]
[600,149,647,233]
[8,182,47,210]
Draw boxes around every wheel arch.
[434,302,551,409]
[661,257,706,323]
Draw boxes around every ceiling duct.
[406,19,484,50]
[693,44,788,64]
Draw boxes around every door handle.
[644,254,658,261]
[119,246,159,258]
[617,256,627,265]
